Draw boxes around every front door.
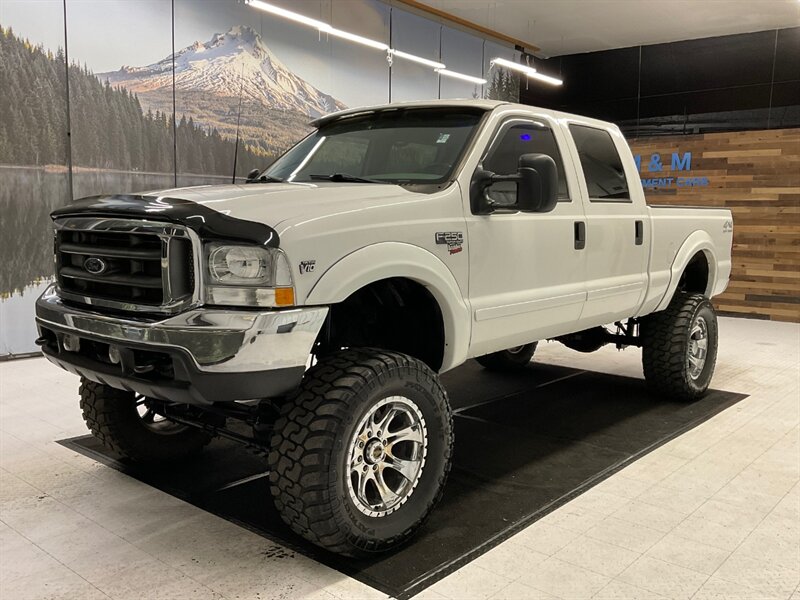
[466,117,588,358]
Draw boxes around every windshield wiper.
[246,173,284,184]
[309,173,388,184]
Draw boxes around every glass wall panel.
[0,1,70,355]
[389,8,440,102]
[439,26,484,100]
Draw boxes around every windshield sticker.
[435,231,463,255]
[436,133,451,144]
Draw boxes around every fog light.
[108,345,121,365]
[62,335,80,352]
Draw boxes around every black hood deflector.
[51,194,279,247]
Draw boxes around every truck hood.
[141,182,416,231]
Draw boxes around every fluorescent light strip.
[323,25,388,51]
[248,0,387,51]
[491,56,563,86]
[389,49,445,70]
[436,68,487,85]
[247,0,327,29]
[528,71,563,86]
[491,57,536,77]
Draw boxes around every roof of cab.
[309,98,618,132]
[310,99,508,127]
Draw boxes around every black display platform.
[59,361,746,599]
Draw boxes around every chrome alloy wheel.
[346,396,428,517]
[687,315,709,380]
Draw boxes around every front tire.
[641,293,719,401]
[475,342,537,371]
[79,379,211,462]
[268,349,453,556]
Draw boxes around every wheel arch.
[305,242,470,372]
[655,231,719,313]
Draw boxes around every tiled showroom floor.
[1,316,798,600]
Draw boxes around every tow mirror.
[471,153,558,214]
[516,153,558,213]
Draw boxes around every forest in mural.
[0,26,262,175]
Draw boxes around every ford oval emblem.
[83,257,107,275]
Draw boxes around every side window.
[569,125,630,201]
[482,121,570,207]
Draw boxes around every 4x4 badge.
[435,232,463,255]
[299,260,316,274]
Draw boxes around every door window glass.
[483,121,570,207]
[569,125,630,201]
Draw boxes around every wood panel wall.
[628,128,800,322]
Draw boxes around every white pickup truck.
[35,99,732,556]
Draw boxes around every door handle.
[574,221,586,250]
[635,220,644,245]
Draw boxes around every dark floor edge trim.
[396,390,748,600]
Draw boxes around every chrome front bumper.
[35,284,328,404]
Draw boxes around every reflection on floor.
[1,316,798,600]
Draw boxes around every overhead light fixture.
[491,57,536,77]
[323,26,388,51]
[247,0,387,51]
[490,56,563,86]
[388,49,446,70]
[436,68,487,85]
[528,71,563,86]
[247,0,327,30]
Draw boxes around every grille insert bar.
[53,218,199,314]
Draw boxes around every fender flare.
[305,242,470,372]
[655,230,719,312]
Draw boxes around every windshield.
[263,108,485,187]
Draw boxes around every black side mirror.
[470,153,559,214]
[516,153,558,213]
[245,168,261,182]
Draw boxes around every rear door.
[565,123,649,327]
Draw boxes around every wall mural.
[0,0,520,357]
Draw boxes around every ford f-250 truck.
[35,99,732,556]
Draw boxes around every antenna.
[231,60,246,184]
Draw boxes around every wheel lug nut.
[363,465,367,472]
[372,465,378,471]
[377,430,382,437]
[367,431,372,437]
[357,456,362,463]
[359,441,364,448]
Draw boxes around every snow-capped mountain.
[100,26,346,118]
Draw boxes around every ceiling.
[418,0,800,57]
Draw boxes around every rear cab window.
[569,124,631,202]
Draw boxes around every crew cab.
[35,99,732,556]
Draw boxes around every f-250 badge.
[435,232,463,255]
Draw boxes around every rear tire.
[79,379,211,462]
[268,348,453,557]
[475,343,537,371]
[641,293,719,401]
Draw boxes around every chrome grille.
[54,217,199,314]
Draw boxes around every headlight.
[205,244,294,307]
[209,246,270,283]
